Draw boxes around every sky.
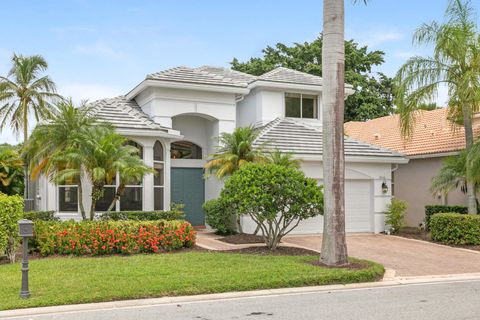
[1,0,478,144]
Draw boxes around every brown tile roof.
[344,108,480,157]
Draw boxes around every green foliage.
[430,151,468,197]
[430,213,480,245]
[266,149,301,169]
[0,145,24,195]
[0,193,24,263]
[99,210,185,221]
[205,126,267,178]
[425,205,468,229]
[385,199,407,234]
[231,35,394,122]
[0,54,61,141]
[34,220,195,256]
[221,163,323,249]
[203,199,236,235]
[23,210,58,221]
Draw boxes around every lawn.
[0,251,384,311]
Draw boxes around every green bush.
[99,207,184,221]
[221,163,323,250]
[204,198,236,235]
[430,213,480,245]
[425,205,468,229]
[0,194,24,262]
[23,211,59,221]
[385,199,407,234]
[34,220,196,256]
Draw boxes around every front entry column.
[143,144,154,211]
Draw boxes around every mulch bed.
[309,260,370,270]
[221,246,319,256]
[219,233,265,244]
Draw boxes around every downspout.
[391,164,399,198]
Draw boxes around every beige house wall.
[393,156,467,227]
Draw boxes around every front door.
[171,168,205,226]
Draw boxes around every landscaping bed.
[0,250,384,310]
[219,234,265,244]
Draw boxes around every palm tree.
[0,54,61,200]
[55,126,153,220]
[395,0,480,214]
[266,149,301,169]
[24,100,102,219]
[205,126,266,179]
[430,151,469,201]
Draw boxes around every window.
[58,175,79,212]
[95,176,116,212]
[154,141,164,210]
[125,140,143,159]
[120,140,144,211]
[171,141,202,159]
[285,93,318,119]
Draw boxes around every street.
[6,279,480,320]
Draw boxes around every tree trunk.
[78,183,87,220]
[89,184,102,221]
[23,100,29,201]
[106,183,125,212]
[320,0,348,266]
[462,104,477,214]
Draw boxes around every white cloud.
[73,42,122,58]
[59,83,125,103]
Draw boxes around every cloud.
[365,31,405,47]
[58,83,125,103]
[73,41,122,58]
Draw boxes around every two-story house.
[35,66,407,234]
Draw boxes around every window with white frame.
[285,93,318,119]
[58,176,79,212]
[153,141,164,210]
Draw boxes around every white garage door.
[241,179,372,234]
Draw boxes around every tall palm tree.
[55,126,153,220]
[0,54,61,199]
[395,0,480,214]
[24,100,102,219]
[205,126,266,179]
[321,0,348,266]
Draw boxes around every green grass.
[0,252,384,310]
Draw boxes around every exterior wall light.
[381,181,389,194]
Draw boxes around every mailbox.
[18,219,34,237]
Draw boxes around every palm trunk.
[320,0,348,266]
[89,184,103,220]
[462,104,477,214]
[23,100,29,202]
[106,183,125,212]
[78,182,87,220]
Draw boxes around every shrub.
[99,206,185,221]
[23,211,59,221]
[385,199,407,234]
[430,213,480,245]
[221,163,323,250]
[425,205,468,229]
[34,220,195,256]
[204,199,236,235]
[0,194,24,262]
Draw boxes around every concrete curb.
[2,274,480,319]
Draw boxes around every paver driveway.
[283,234,480,277]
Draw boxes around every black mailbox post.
[18,219,33,298]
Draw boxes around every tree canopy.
[231,34,394,122]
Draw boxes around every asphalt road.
[7,280,480,320]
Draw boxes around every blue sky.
[1,0,478,143]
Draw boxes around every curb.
[2,275,480,319]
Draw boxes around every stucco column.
[373,177,392,233]
[164,141,172,210]
[143,144,154,211]
[216,119,235,135]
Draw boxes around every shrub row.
[0,194,24,262]
[99,209,184,221]
[425,205,468,229]
[34,220,196,256]
[23,210,59,221]
[430,213,480,245]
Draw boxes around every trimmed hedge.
[430,213,480,245]
[425,205,468,229]
[99,210,184,221]
[203,199,236,235]
[34,220,195,256]
[23,211,59,221]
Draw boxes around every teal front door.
[171,168,205,226]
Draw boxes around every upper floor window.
[285,93,318,119]
[171,141,202,159]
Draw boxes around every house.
[35,66,407,234]
[345,108,480,227]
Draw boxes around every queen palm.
[395,0,480,214]
[431,150,469,200]
[24,100,102,219]
[205,126,266,179]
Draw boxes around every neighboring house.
[35,66,406,233]
[345,108,480,227]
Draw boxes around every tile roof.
[258,67,323,86]
[89,96,168,131]
[344,108,480,157]
[254,118,405,159]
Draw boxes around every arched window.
[153,141,164,210]
[171,141,202,159]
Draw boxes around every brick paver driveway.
[283,234,480,277]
